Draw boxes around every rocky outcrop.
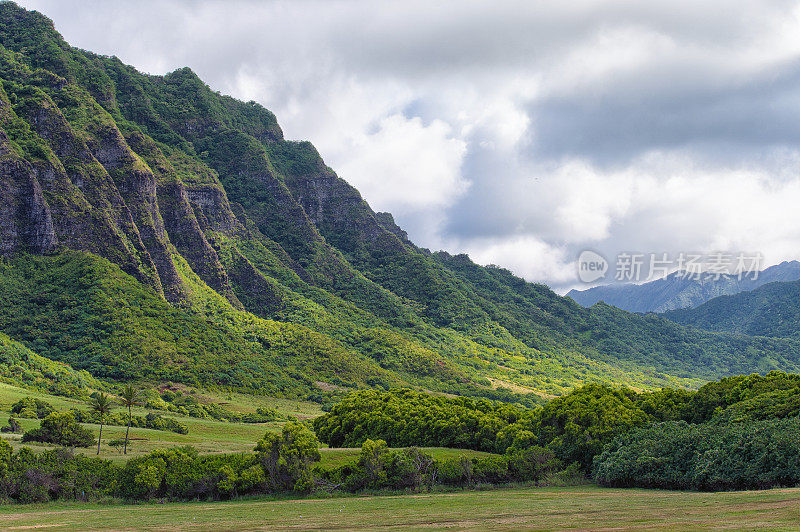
[184,184,240,235]
[279,144,408,257]
[0,132,56,254]
[0,77,165,294]
[374,212,409,243]
[122,130,243,308]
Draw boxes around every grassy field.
[0,382,495,467]
[0,381,322,460]
[0,486,798,530]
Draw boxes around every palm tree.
[119,384,142,455]
[89,392,113,455]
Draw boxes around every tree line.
[315,372,800,489]
[0,422,578,503]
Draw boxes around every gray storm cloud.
[20,0,800,292]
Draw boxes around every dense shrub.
[254,422,321,492]
[241,407,283,423]
[536,384,649,470]
[318,373,800,477]
[118,446,261,500]
[11,397,55,419]
[314,389,529,453]
[593,418,800,491]
[21,412,94,447]
[0,446,119,502]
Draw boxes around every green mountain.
[665,280,800,340]
[0,2,798,400]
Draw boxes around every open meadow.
[1,486,799,531]
[0,381,494,466]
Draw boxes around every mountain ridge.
[0,2,798,401]
[664,278,800,340]
[567,261,800,313]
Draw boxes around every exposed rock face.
[158,179,243,308]
[184,184,240,235]
[279,146,408,257]
[122,130,243,307]
[0,78,166,294]
[0,132,56,254]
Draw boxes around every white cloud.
[456,236,575,286]
[334,114,468,214]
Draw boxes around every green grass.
[0,381,494,467]
[0,381,323,461]
[0,486,799,530]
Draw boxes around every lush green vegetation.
[1,5,800,515]
[0,332,100,398]
[0,1,795,411]
[0,421,569,504]
[594,418,800,490]
[0,371,798,509]
[20,412,94,448]
[316,373,800,485]
[69,410,188,435]
[314,389,530,453]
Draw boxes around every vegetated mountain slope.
[665,280,800,340]
[0,2,797,399]
[567,261,800,313]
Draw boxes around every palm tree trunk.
[124,405,131,454]
[97,420,103,455]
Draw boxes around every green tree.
[254,422,320,491]
[358,439,390,488]
[89,392,113,455]
[119,385,143,454]
[254,431,281,488]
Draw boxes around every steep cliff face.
[0,129,56,254]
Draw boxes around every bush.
[314,389,527,452]
[118,447,262,500]
[0,447,118,502]
[10,397,55,419]
[593,418,800,491]
[472,455,510,484]
[241,407,283,423]
[22,412,94,447]
[505,445,561,483]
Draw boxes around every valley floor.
[0,486,799,531]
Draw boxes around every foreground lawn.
[1,486,799,530]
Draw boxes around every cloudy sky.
[20,0,800,292]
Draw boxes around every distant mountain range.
[664,279,800,340]
[566,261,800,313]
